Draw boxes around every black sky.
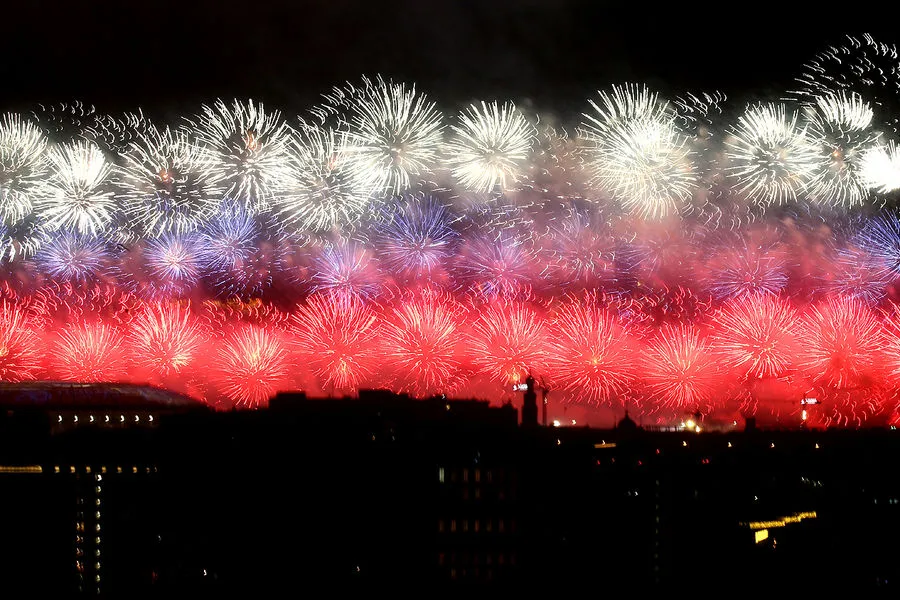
[3,0,897,120]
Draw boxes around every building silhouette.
[1,382,900,594]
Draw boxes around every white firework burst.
[316,76,444,196]
[860,141,900,193]
[119,125,224,236]
[804,93,880,207]
[725,103,818,205]
[446,101,535,192]
[38,141,117,235]
[792,34,900,135]
[190,99,292,213]
[581,87,697,219]
[273,122,371,233]
[0,114,49,225]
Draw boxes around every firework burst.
[711,295,798,379]
[859,141,900,194]
[378,290,465,395]
[190,99,292,213]
[211,325,291,407]
[446,101,535,192]
[130,302,205,379]
[317,76,444,195]
[725,103,818,205]
[375,195,458,284]
[274,122,371,233]
[50,322,126,382]
[582,86,697,218]
[291,291,379,391]
[804,93,879,207]
[35,232,113,284]
[547,296,636,406]
[466,297,546,384]
[642,323,720,414]
[119,125,223,236]
[0,301,43,381]
[38,141,117,235]
[798,296,886,389]
[0,114,48,225]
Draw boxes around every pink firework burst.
[466,297,547,384]
[798,296,886,389]
[711,295,799,379]
[51,322,126,382]
[547,295,637,406]
[211,325,290,407]
[130,302,206,380]
[291,291,379,392]
[0,301,44,381]
[642,323,721,414]
[378,289,466,395]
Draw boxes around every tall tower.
[521,375,538,427]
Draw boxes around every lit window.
[120,415,125,423]
[85,466,91,474]
[95,486,101,494]
[135,415,140,423]
[133,466,138,474]
[104,415,109,423]
[438,467,445,483]
[116,467,122,474]
[101,466,106,474]
[54,466,60,474]
[74,415,78,423]
[70,466,76,474]
[89,415,94,423]
[149,415,154,422]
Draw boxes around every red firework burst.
[211,325,290,407]
[379,290,465,395]
[466,297,546,384]
[130,303,206,380]
[711,294,799,379]
[291,292,379,392]
[642,323,721,414]
[547,296,637,406]
[798,296,886,389]
[0,301,44,381]
[51,322,127,382]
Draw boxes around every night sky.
[3,1,895,120]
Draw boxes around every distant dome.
[617,410,638,431]
[0,381,203,411]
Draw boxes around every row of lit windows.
[57,414,156,425]
[438,467,505,484]
[53,465,157,475]
[438,518,512,534]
